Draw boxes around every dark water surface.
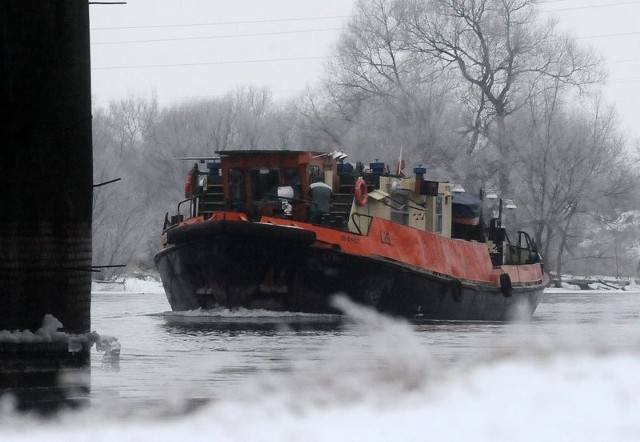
[90,287,640,416]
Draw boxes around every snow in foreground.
[1,351,639,441]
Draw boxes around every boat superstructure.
[154,150,547,320]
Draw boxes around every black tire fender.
[451,279,463,303]
[500,273,513,298]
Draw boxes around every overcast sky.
[89,0,640,140]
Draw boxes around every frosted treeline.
[91,0,640,281]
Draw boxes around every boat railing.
[176,193,202,221]
[350,212,373,236]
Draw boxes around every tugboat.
[154,150,548,320]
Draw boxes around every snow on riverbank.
[91,274,164,294]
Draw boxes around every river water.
[89,282,640,416]
[3,282,640,440]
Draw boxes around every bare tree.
[92,104,147,279]
[106,93,158,155]
[262,99,304,150]
[404,0,604,193]
[298,88,358,151]
[231,86,273,149]
[515,87,637,278]
[326,0,414,100]
[318,0,467,168]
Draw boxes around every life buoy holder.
[184,169,197,198]
[500,273,513,298]
[354,177,368,206]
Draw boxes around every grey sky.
[89,0,351,102]
[89,0,640,140]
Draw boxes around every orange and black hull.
[154,213,548,321]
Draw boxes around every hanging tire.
[451,279,463,303]
[500,273,512,298]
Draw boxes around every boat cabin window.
[250,168,279,202]
[283,168,302,199]
[307,165,321,184]
[228,168,246,211]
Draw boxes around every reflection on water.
[88,288,640,417]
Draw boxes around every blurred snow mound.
[240,295,432,406]
[2,353,640,441]
[218,352,640,442]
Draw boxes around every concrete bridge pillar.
[0,0,93,412]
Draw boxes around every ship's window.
[228,168,245,210]
[283,168,302,199]
[250,168,279,201]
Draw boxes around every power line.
[89,4,640,47]
[545,0,640,12]
[578,30,640,40]
[90,15,350,31]
[88,2,640,71]
[608,77,640,84]
[88,1,640,35]
[90,39,640,71]
[91,27,342,45]
[92,55,333,70]
[90,52,640,71]
[609,57,640,64]
[90,24,640,47]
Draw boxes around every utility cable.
[91,27,342,45]
[90,15,350,31]
[92,55,331,70]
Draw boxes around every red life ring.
[354,177,368,206]
[184,170,196,198]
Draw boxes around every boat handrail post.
[517,231,524,264]
[496,199,504,265]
